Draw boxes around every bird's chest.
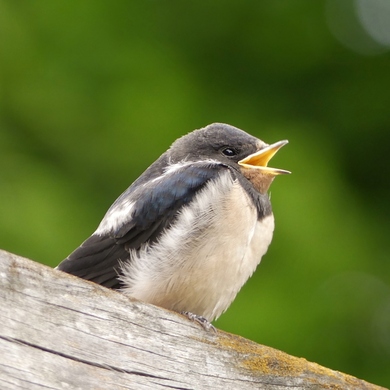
[122,173,275,321]
[179,179,274,320]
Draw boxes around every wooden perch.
[0,249,386,390]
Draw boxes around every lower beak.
[238,140,291,175]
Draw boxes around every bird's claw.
[181,311,217,332]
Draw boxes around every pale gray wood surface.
[0,249,386,390]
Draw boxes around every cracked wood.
[0,250,386,390]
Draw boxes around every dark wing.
[57,162,226,289]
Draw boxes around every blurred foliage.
[0,1,389,387]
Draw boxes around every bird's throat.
[240,167,276,194]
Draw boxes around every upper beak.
[238,140,291,175]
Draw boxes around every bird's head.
[168,123,290,194]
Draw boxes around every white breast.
[120,171,275,321]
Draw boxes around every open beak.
[238,140,291,175]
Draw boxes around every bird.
[57,123,290,329]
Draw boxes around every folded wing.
[57,161,227,289]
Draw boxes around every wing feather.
[57,161,227,289]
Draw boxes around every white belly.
[120,171,275,321]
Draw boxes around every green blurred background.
[1,1,389,387]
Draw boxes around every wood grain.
[0,249,386,389]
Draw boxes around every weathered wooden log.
[0,249,386,389]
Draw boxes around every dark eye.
[222,147,238,157]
